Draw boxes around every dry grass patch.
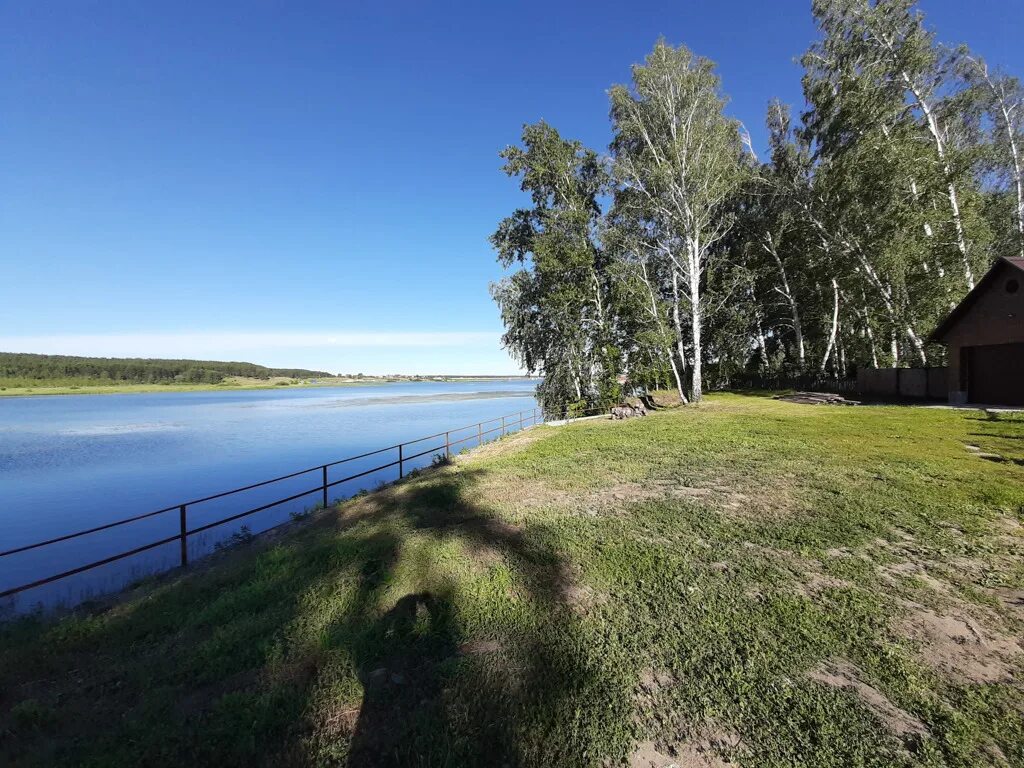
[808,659,928,739]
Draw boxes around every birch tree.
[959,53,1024,258]
[609,41,746,401]
[490,122,618,411]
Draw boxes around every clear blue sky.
[1,1,1020,374]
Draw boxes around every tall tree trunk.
[894,62,975,287]
[670,268,691,403]
[668,356,687,403]
[906,325,928,366]
[820,278,840,374]
[568,353,583,401]
[991,89,1023,256]
[837,322,848,378]
[763,233,806,368]
[870,30,975,287]
[688,250,703,402]
[755,311,770,371]
[642,259,688,404]
[861,301,880,369]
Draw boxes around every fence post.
[501,415,506,435]
[445,431,451,459]
[518,410,524,431]
[179,505,188,567]
[322,465,328,508]
[478,421,482,446]
[398,443,404,479]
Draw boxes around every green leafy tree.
[490,122,619,412]
[610,41,748,401]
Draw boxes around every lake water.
[0,380,539,613]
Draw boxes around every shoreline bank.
[0,376,533,398]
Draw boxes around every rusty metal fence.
[0,401,610,602]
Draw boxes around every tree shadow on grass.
[325,467,628,767]
[0,463,630,768]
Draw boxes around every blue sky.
[1,1,1020,374]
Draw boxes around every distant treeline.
[0,353,333,385]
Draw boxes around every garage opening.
[968,343,1024,406]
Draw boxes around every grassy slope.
[1,394,1022,767]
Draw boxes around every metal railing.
[0,401,611,601]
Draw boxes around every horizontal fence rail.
[0,400,612,601]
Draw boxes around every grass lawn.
[2,394,1022,767]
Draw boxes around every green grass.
[2,394,1022,767]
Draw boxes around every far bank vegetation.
[0,352,332,389]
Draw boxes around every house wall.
[943,266,1024,403]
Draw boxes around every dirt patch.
[458,639,502,656]
[774,391,859,406]
[996,514,1022,535]
[992,588,1024,619]
[878,561,954,597]
[556,579,608,616]
[634,667,679,714]
[628,739,731,768]
[808,660,927,738]
[795,570,852,598]
[897,605,1021,683]
[630,671,737,768]
[590,481,716,506]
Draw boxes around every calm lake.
[0,379,539,613]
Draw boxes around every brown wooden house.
[930,256,1024,406]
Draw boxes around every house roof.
[930,257,1024,343]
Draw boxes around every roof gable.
[930,257,1024,343]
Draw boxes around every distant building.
[930,257,1024,406]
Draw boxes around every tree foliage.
[0,353,331,385]
[490,121,619,410]
[491,1,1022,405]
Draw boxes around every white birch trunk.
[906,325,928,366]
[861,303,880,369]
[688,249,703,402]
[763,233,806,368]
[895,63,974,287]
[642,260,688,404]
[670,268,691,403]
[986,74,1023,255]
[755,312,769,370]
[820,278,840,374]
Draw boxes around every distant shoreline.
[0,376,536,399]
